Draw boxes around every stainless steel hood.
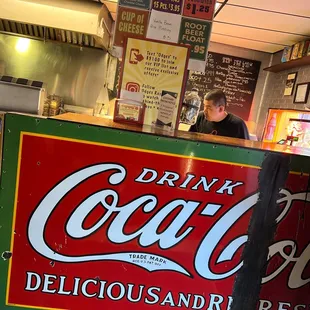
[0,0,113,49]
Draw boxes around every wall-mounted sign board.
[186,52,261,120]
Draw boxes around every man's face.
[203,100,224,122]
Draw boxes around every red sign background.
[6,133,310,309]
[183,0,216,20]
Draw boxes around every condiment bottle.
[180,88,202,125]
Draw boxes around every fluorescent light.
[15,38,30,53]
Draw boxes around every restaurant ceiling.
[214,0,310,53]
[103,0,310,54]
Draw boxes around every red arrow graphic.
[134,53,144,62]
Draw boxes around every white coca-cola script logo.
[27,164,310,289]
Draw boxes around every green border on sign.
[179,17,212,61]
[0,113,309,310]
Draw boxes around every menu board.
[186,52,261,120]
[114,0,215,71]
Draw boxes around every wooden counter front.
[0,112,310,310]
[52,113,310,158]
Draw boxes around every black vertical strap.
[230,153,290,310]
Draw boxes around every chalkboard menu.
[186,52,261,120]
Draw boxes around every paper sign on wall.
[188,58,207,72]
[156,91,178,127]
[146,10,182,43]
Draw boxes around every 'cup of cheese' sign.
[114,7,149,47]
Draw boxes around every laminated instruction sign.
[114,7,149,47]
[147,10,182,43]
[179,18,211,61]
[119,37,190,128]
[155,90,178,126]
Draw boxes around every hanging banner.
[114,7,149,47]
[119,0,151,10]
[152,0,183,14]
[119,37,190,128]
[179,17,211,61]
[183,0,216,20]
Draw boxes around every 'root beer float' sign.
[0,113,309,310]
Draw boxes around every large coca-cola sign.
[6,133,310,309]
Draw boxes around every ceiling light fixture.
[15,38,30,53]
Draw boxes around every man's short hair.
[204,90,227,108]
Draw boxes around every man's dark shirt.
[189,112,249,140]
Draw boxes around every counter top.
[51,113,310,157]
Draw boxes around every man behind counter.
[189,89,249,140]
